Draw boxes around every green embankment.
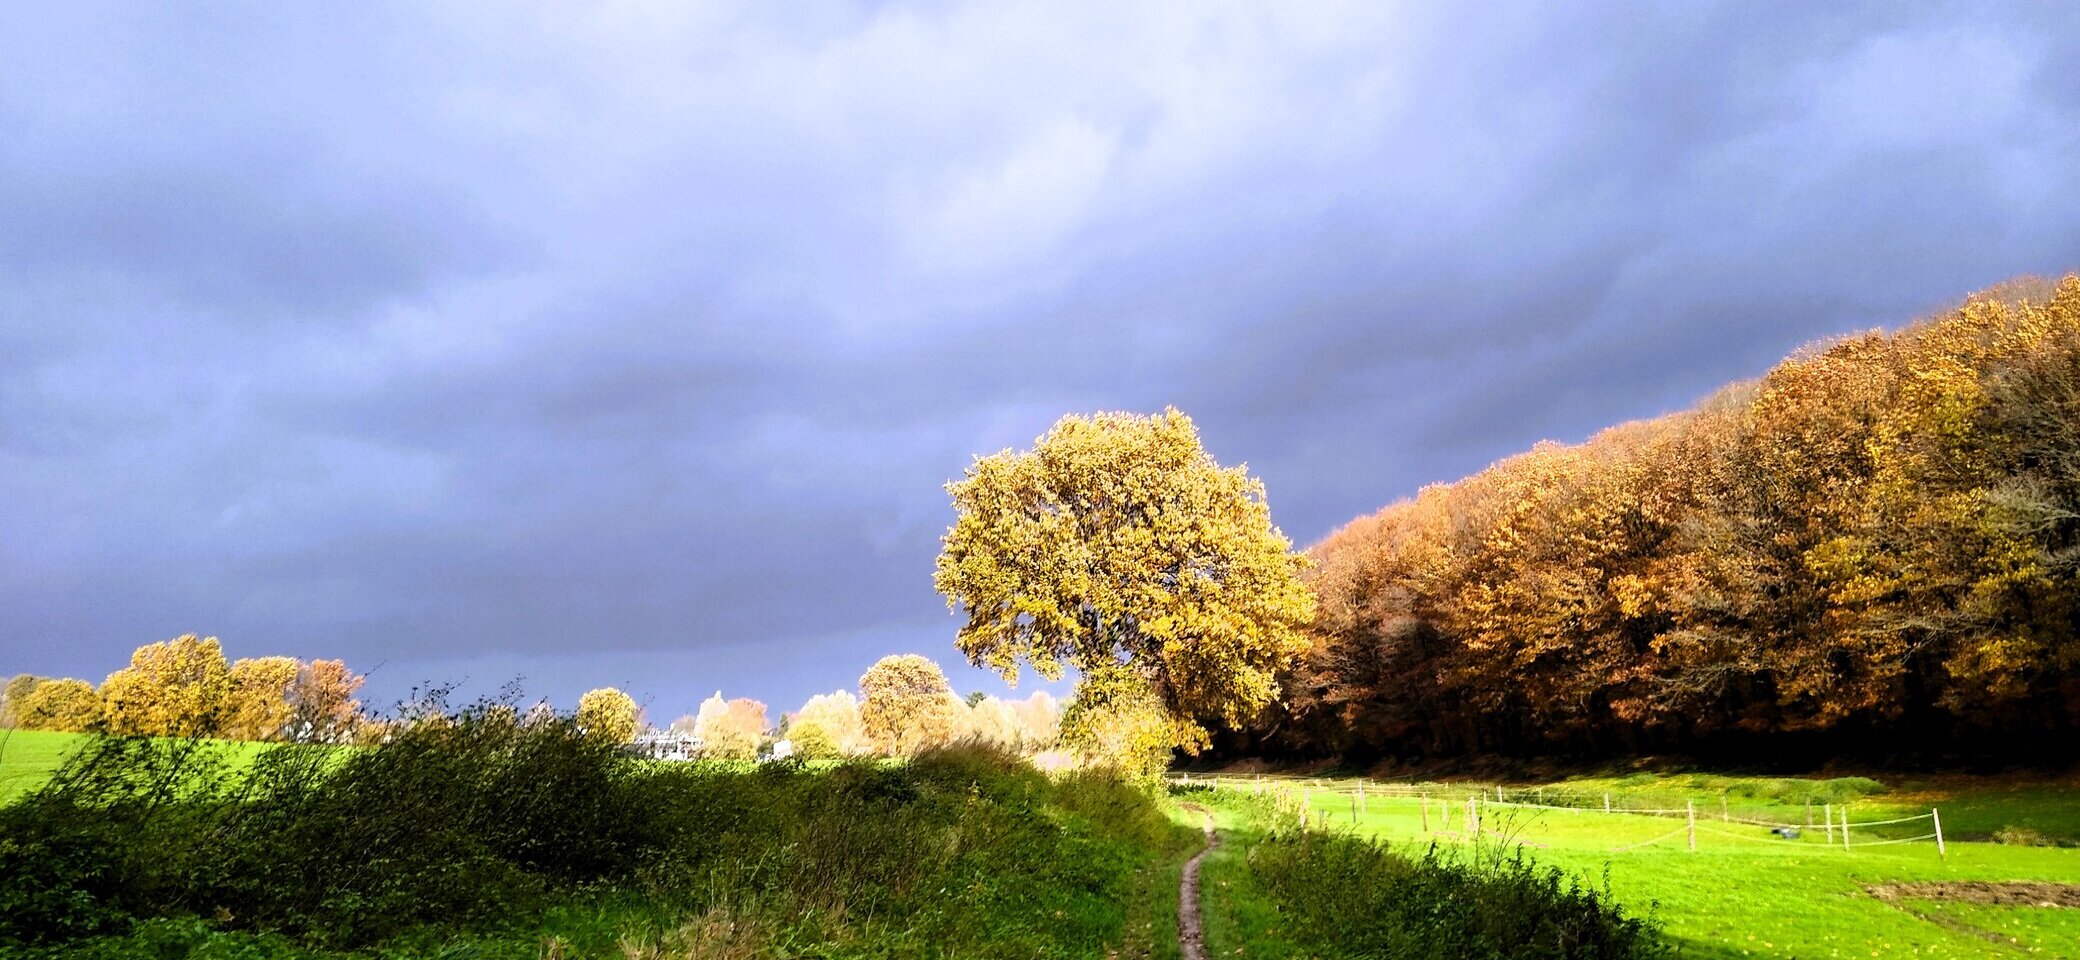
[1205,771,2080,959]
[1,727,1201,959]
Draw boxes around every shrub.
[0,711,1199,957]
[1993,825,2057,847]
[1249,828,1665,959]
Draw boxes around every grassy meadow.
[2,726,1676,959]
[1193,771,2080,958]
[18,725,2074,957]
[0,730,82,802]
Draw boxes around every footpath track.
[1176,804,1219,960]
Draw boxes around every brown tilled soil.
[1866,881,2080,908]
[1177,804,1219,960]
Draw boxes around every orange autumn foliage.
[1284,276,2080,758]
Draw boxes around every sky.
[3,2,2077,723]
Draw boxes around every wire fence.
[1167,772,1950,857]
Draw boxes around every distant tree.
[288,659,365,743]
[668,713,700,734]
[935,409,1315,757]
[859,654,958,755]
[100,634,232,737]
[222,656,300,741]
[788,719,840,760]
[793,690,864,755]
[14,678,102,732]
[959,694,1022,750]
[520,699,559,728]
[1009,690,1062,751]
[693,692,764,760]
[575,687,641,743]
[727,698,768,748]
[964,690,987,707]
[0,674,45,728]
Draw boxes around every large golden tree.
[100,634,232,737]
[935,408,1314,749]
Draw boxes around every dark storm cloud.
[4,1,2076,718]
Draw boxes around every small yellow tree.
[100,634,233,736]
[1009,690,1062,751]
[14,678,102,732]
[1059,665,1198,777]
[576,687,641,743]
[1,674,44,728]
[693,692,765,759]
[793,690,865,755]
[958,695,1022,750]
[223,656,301,741]
[859,654,958,755]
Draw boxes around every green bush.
[0,709,1197,957]
[1249,829,1665,959]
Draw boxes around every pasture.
[0,729,277,802]
[1188,771,2080,958]
[0,730,80,801]
[3,725,1671,958]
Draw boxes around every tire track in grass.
[1178,803,1219,960]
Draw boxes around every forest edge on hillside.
[1234,275,2080,769]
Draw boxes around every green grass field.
[0,729,90,801]
[1195,771,2080,958]
[12,729,2073,957]
[0,728,281,802]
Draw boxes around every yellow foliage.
[100,634,232,737]
[14,678,102,732]
[692,691,767,759]
[575,687,641,743]
[935,408,1314,749]
[792,690,865,755]
[223,656,300,741]
[858,654,958,755]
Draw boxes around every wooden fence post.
[1840,807,1850,851]
[1933,807,1945,859]
[1603,792,1611,813]
[1687,800,1696,852]
[1358,781,1367,816]
[1721,795,1729,822]
[1823,803,1834,843]
[1420,792,1430,832]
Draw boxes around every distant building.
[627,731,702,761]
[764,738,794,761]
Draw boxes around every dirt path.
[1177,804,1219,960]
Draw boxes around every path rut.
[1177,804,1219,960]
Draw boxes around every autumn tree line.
[641,653,1065,762]
[1,635,365,742]
[1267,276,2080,761]
[0,637,1060,763]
